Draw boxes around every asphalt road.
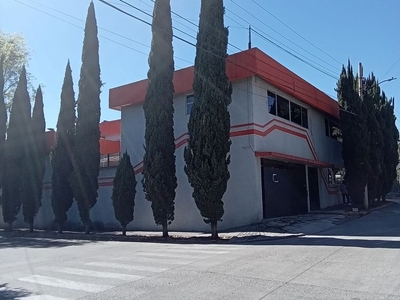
[1,202,400,300]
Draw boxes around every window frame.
[186,94,194,115]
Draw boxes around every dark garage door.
[262,159,308,219]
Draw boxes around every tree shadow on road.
[245,234,400,249]
[0,283,32,299]
[0,236,95,249]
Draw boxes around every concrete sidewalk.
[0,201,394,244]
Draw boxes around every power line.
[14,0,191,67]
[252,29,338,80]
[228,0,341,73]
[225,7,339,78]
[119,0,196,41]
[99,0,340,102]
[381,57,400,79]
[251,0,342,65]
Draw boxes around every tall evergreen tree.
[0,56,7,202]
[2,66,31,230]
[379,93,399,200]
[184,0,232,240]
[70,1,101,234]
[363,74,383,202]
[70,2,101,234]
[336,62,369,207]
[112,152,136,236]
[142,0,177,238]
[22,86,46,232]
[51,61,76,233]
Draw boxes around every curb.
[228,233,305,244]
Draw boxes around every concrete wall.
[0,158,118,230]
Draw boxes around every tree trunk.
[58,223,63,234]
[162,220,169,238]
[85,223,90,234]
[29,222,34,233]
[8,222,12,232]
[122,225,126,236]
[210,222,218,240]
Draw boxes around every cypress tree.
[112,152,136,236]
[2,66,31,230]
[0,56,6,202]
[142,0,177,238]
[184,0,232,240]
[363,75,383,202]
[51,61,76,233]
[336,62,369,207]
[379,94,399,200]
[70,1,101,234]
[22,86,46,232]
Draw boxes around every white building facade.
[109,48,343,232]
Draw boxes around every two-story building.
[0,47,342,232]
[109,47,342,232]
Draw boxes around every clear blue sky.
[1,0,399,129]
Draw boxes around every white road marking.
[135,252,207,259]
[57,268,144,281]
[86,262,168,273]
[164,249,229,255]
[18,295,71,300]
[18,275,112,293]
[113,256,189,265]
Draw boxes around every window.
[325,118,340,140]
[267,90,308,128]
[290,102,302,126]
[100,153,120,168]
[277,95,290,120]
[186,94,194,115]
[267,91,276,115]
[301,107,308,128]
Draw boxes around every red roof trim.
[109,48,339,119]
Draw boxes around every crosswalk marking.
[86,262,168,273]
[135,252,207,259]
[164,249,229,255]
[19,275,112,293]
[19,295,71,300]
[57,267,144,281]
[113,256,190,265]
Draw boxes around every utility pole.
[358,62,369,210]
[248,25,252,49]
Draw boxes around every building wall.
[120,78,262,231]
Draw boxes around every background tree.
[363,74,383,203]
[2,66,31,230]
[112,152,136,236]
[70,1,101,234]
[336,62,369,207]
[184,0,232,240]
[379,93,399,200]
[51,61,76,233]
[22,86,46,232]
[0,31,33,105]
[142,0,177,238]
[0,56,7,204]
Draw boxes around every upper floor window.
[267,91,308,128]
[325,118,340,140]
[186,94,194,115]
[268,91,277,115]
